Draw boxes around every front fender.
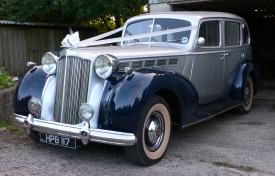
[230,61,258,101]
[98,68,199,133]
[13,66,47,116]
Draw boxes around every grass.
[0,119,19,132]
[0,67,15,90]
[213,161,256,172]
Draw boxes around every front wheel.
[235,76,254,114]
[125,96,171,166]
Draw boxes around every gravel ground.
[0,91,275,176]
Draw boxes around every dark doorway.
[171,0,275,88]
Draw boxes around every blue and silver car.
[12,12,258,166]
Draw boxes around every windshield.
[124,18,192,44]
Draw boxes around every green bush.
[0,119,19,132]
[0,67,15,90]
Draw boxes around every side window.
[242,24,250,45]
[225,21,240,46]
[198,21,220,47]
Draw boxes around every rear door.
[220,20,247,97]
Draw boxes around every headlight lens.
[78,103,94,122]
[94,54,117,79]
[41,52,57,74]
[28,97,41,118]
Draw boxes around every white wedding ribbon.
[81,27,124,44]
[62,25,196,48]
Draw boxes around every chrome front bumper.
[12,113,137,146]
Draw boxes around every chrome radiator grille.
[54,56,91,124]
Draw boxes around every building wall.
[0,87,15,120]
[149,0,193,12]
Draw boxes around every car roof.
[126,11,245,24]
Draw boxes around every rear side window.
[198,21,220,47]
[225,21,240,46]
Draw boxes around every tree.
[0,0,148,33]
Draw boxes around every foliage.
[0,0,148,33]
[0,119,18,132]
[0,67,15,90]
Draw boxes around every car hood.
[77,43,188,61]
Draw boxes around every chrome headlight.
[28,97,41,118]
[41,52,58,74]
[78,103,94,122]
[94,54,118,79]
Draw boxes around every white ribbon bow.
[61,31,80,48]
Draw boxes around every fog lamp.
[78,103,94,122]
[41,52,58,74]
[28,97,41,118]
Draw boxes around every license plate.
[39,133,76,149]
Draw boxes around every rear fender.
[230,61,258,101]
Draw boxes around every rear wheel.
[235,76,254,114]
[125,96,171,166]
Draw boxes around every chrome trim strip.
[60,55,68,122]
[12,114,137,147]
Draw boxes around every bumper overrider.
[12,113,137,146]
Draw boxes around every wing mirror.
[27,61,37,68]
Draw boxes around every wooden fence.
[0,21,97,76]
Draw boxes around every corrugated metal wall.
[0,25,96,76]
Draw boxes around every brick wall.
[0,87,15,120]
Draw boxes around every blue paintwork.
[230,61,257,101]
[98,67,200,133]
[13,66,47,116]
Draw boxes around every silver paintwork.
[41,75,56,121]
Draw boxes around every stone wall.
[0,87,15,120]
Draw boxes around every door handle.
[220,53,230,60]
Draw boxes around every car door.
[191,19,224,104]
[220,20,247,98]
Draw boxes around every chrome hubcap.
[144,112,164,152]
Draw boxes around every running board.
[198,99,242,117]
[181,99,241,129]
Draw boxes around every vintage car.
[12,11,258,166]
